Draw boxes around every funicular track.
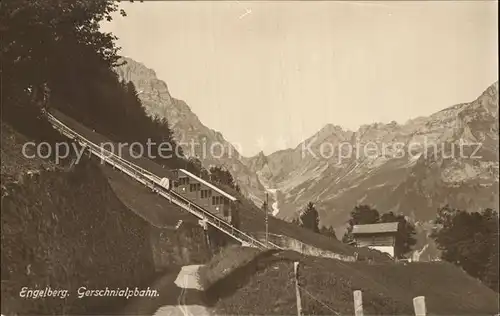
[46,112,279,250]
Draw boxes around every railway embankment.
[100,164,215,270]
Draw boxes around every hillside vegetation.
[200,247,500,315]
[1,123,156,315]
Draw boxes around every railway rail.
[47,112,280,250]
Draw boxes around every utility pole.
[265,192,269,246]
[294,261,302,316]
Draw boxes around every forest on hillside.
[2,0,222,179]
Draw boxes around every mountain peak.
[242,150,269,173]
[358,120,400,131]
[114,57,173,109]
[119,57,157,77]
[321,123,347,133]
[483,81,498,97]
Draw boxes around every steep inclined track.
[46,112,276,250]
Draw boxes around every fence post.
[413,296,426,316]
[353,290,363,316]
[294,261,302,316]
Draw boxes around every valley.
[116,58,498,233]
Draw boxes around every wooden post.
[353,290,363,316]
[294,261,302,316]
[413,296,426,316]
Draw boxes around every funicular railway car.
[171,169,240,228]
[145,173,175,193]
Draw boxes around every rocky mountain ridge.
[115,57,270,205]
[248,82,498,227]
[115,57,498,237]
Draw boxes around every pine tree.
[432,206,499,292]
[342,205,380,244]
[299,202,320,233]
[209,166,239,191]
[320,226,337,240]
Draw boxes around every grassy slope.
[219,184,390,261]
[202,248,499,315]
[0,122,58,183]
[1,122,156,315]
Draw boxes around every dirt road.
[121,265,212,316]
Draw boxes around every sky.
[101,1,498,156]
